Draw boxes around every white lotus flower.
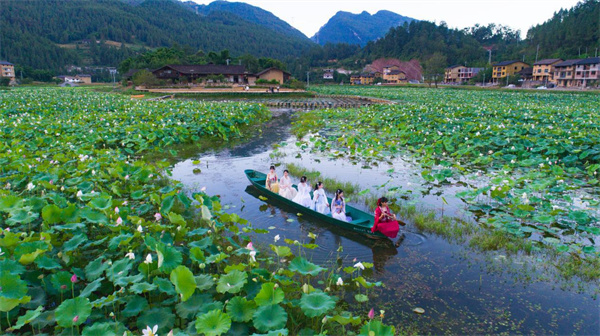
[27,183,35,191]
[142,325,158,336]
[144,254,152,264]
[125,251,135,260]
[274,235,280,242]
[76,190,83,197]
[116,217,123,225]
[137,225,143,233]
[354,262,365,270]
[336,277,343,286]
[114,207,119,214]
[249,250,256,262]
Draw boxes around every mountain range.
[312,10,416,46]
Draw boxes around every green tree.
[132,69,159,87]
[424,53,447,87]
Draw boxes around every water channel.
[170,109,599,335]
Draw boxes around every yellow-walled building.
[532,59,562,83]
[492,60,529,83]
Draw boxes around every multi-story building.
[323,69,334,80]
[385,70,407,84]
[532,59,562,83]
[1,61,15,84]
[574,57,600,87]
[492,60,529,83]
[445,66,484,83]
[553,59,579,87]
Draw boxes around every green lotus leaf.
[79,208,108,224]
[359,320,396,336]
[107,258,132,282]
[251,329,289,336]
[157,243,183,272]
[1,259,26,274]
[206,252,228,264]
[0,272,28,308]
[195,309,232,336]
[168,212,187,226]
[176,293,207,319]
[327,312,362,326]
[190,246,206,263]
[0,195,23,212]
[63,233,88,252]
[6,209,39,225]
[89,195,112,210]
[569,211,590,225]
[300,291,336,317]
[55,297,92,327]
[108,233,134,250]
[161,195,175,214]
[154,277,176,295]
[288,257,324,276]
[136,307,175,334]
[170,265,196,301]
[253,304,288,332]
[195,274,215,291]
[51,271,72,293]
[12,305,44,330]
[270,245,292,258]
[80,277,104,298]
[216,270,247,294]
[42,204,63,224]
[226,296,257,322]
[129,282,157,294]
[121,295,148,317]
[254,282,285,306]
[82,322,117,336]
[85,256,108,281]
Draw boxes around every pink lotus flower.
[116,217,123,225]
[368,308,375,319]
[114,207,120,214]
[73,315,79,323]
[154,213,162,221]
[246,242,254,250]
[71,274,77,283]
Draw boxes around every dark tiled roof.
[255,67,291,77]
[0,61,13,66]
[576,57,600,65]
[388,70,405,75]
[493,60,527,66]
[518,67,533,76]
[446,65,463,69]
[158,64,247,75]
[533,58,562,66]
[554,59,580,67]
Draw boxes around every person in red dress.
[372,197,401,239]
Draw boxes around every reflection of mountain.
[244,185,399,271]
[227,110,293,157]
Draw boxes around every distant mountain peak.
[312,10,416,46]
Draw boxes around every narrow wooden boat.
[245,169,388,239]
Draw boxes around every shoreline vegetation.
[0,88,395,335]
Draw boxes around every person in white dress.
[278,170,297,200]
[312,181,330,215]
[292,176,312,208]
[331,189,348,222]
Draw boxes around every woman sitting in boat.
[371,197,400,238]
[331,189,349,222]
[292,176,312,208]
[278,170,297,200]
[312,181,330,215]
[265,165,279,193]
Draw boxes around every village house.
[517,67,534,81]
[351,73,378,85]
[574,57,600,87]
[56,74,93,84]
[253,67,291,85]
[444,65,484,83]
[492,60,529,83]
[323,69,334,80]
[384,70,407,84]
[1,61,15,84]
[153,64,247,84]
[532,59,562,83]
[553,59,579,87]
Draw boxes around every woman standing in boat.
[292,176,312,208]
[278,170,297,200]
[371,197,400,238]
[265,166,279,193]
[312,182,330,215]
[331,189,348,222]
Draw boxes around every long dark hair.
[269,165,275,170]
[283,169,289,174]
[300,176,307,183]
[377,197,389,207]
[334,189,344,202]
[315,181,323,190]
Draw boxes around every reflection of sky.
[170,111,599,335]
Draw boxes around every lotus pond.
[0,88,396,335]
[295,86,600,255]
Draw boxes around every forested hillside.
[527,0,599,58]
[0,0,313,71]
[312,10,415,46]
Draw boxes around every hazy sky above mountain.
[190,0,582,38]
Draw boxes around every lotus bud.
[226,246,233,252]
[302,283,309,294]
[72,315,79,323]
[368,308,375,319]
[322,316,328,324]
[71,274,77,283]
[199,263,206,269]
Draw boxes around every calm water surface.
[170,111,599,335]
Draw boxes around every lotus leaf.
[288,257,325,276]
[359,320,396,336]
[136,307,175,334]
[217,270,248,294]
[81,322,117,336]
[299,291,336,317]
[171,265,197,301]
[254,282,285,306]
[80,277,104,298]
[253,304,288,332]
[12,305,44,330]
[55,297,92,327]
[226,296,257,322]
[195,309,232,336]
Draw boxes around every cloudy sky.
[190,0,582,38]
